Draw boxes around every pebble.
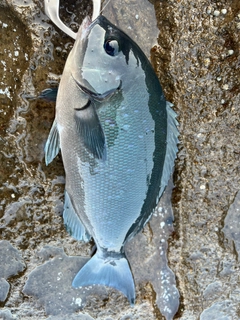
[206,7,212,14]
[213,10,220,16]
[0,240,25,279]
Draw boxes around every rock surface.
[0,278,10,302]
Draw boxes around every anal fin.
[63,190,91,242]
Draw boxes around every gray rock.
[0,241,25,279]
[200,300,233,320]
[0,278,10,302]
[0,309,14,320]
[222,190,240,257]
[23,246,108,316]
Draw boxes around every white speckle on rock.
[206,7,212,14]
[222,84,229,90]
[135,14,139,20]
[213,10,220,16]
[228,49,234,56]
[160,222,165,228]
[0,87,11,99]
[14,51,19,57]
[200,184,206,190]
[221,9,227,15]
[204,58,211,67]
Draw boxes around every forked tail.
[72,250,135,305]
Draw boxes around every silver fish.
[45,15,179,304]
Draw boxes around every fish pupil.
[104,39,119,56]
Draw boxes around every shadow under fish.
[44,15,179,304]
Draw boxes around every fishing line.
[99,0,112,16]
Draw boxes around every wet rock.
[203,280,223,300]
[23,246,108,316]
[0,240,25,279]
[152,0,240,318]
[0,309,14,320]
[0,278,10,302]
[126,181,179,320]
[200,300,233,320]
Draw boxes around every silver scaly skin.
[45,15,178,304]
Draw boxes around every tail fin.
[72,251,135,305]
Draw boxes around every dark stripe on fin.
[63,190,91,242]
[72,250,135,305]
[74,101,106,160]
[44,119,60,165]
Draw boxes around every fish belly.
[66,94,156,252]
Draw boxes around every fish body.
[45,15,178,304]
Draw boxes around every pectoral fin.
[75,100,106,160]
[44,119,60,165]
[38,87,58,102]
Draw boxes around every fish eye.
[104,40,119,56]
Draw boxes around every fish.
[45,15,179,304]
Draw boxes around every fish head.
[68,15,145,96]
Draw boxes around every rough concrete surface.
[0,0,239,319]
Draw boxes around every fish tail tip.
[72,251,135,305]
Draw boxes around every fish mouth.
[71,74,122,102]
[81,15,101,40]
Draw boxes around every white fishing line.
[99,0,112,15]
